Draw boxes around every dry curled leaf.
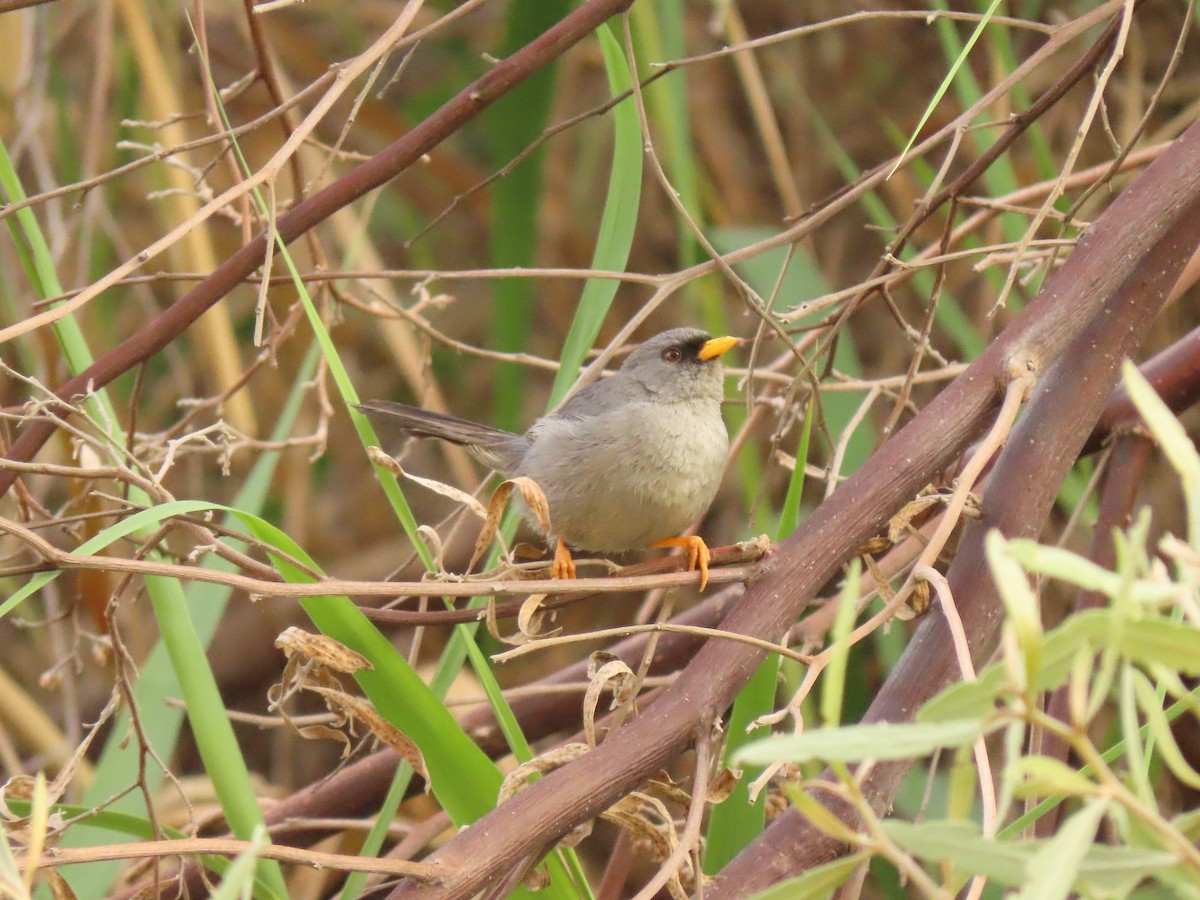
[469,476,552,573]
[560,818,594,849]
[482,596,504,643]
[516,593,558,641]
[309,686,428,782]
[601,793,690,897]
[522,865,550,891]
[401,462,488,518]
[498,742,589,804]
[863,552,920,622]
[707,767,741,804]
[0,775,35,819]
[858,535,894,556]
[293,720,355,758]
[47,869,79,900]
[368,446,488,517]
[583,655,637,748]
[508,476,552,534]
[267,629,424,776]
[646,776,691,809]
[909,578,932,616]
[274,627,373,675]
[415,524,448,574]
[602,805,672,862]
[888,484,943,543]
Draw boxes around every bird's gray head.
[617,327,737,402]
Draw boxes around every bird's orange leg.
[551,537,577,580]
[651,535,711,590]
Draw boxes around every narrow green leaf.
[820,560,860,728]
[549,23,642,406]
[736,719,988,766]
[777,394,814,541]
[1131,667,1200,790]
[884,816,1174,896]
[485,0,570,430]
[780,785,862,845]
[918,612,1103,722]
[210,825,268,900]
[1001,687,1200,840]
[66,343,320,900]
[1117,619,1200,675]
[337,762,412,900]
[1172,807,1200,842]
[920,612,1200,724]
[1123,360,1200,540]
[986,529,1042,688]
[888,0,1004,177]
[1009,755,1097,799]
[1016,798,1108,900]
[884,819,1029,885]
[235,516,502,822]
[703,659,778,873]
[744,853,868,900]
[2,499,289,897]
[145,568,286,898]
[1121,663,1154,801]
[1005,539,1177,606]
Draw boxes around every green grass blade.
[702,656,778,873]
[819,561,861,728]
[888,0,1003,178]
[143,573,286,898]
[777,395,815,540]
[337,762,414,900]
[485,0,570,430]
[549,23,642,405]
[210,825,270,900]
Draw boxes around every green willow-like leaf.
[736,719,989,766]
[884,817,1175,897]
[743,854,869,900]
[1015,798,1108,900]
[920,612,1200,723]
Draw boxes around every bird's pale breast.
[516,398,728,552]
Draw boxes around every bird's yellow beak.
[698,335,738,362]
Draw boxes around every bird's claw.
[652,535,711,591]
[551,537,577,580]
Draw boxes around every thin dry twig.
[16,837,444,881]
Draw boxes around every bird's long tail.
[357,400,526,471]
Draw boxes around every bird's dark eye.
[662,347,683,363]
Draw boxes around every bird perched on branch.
[359,327,736,589]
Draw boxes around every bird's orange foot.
[551,537,577,580]
[651,535,712,590]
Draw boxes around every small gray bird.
[359,327,736,588]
